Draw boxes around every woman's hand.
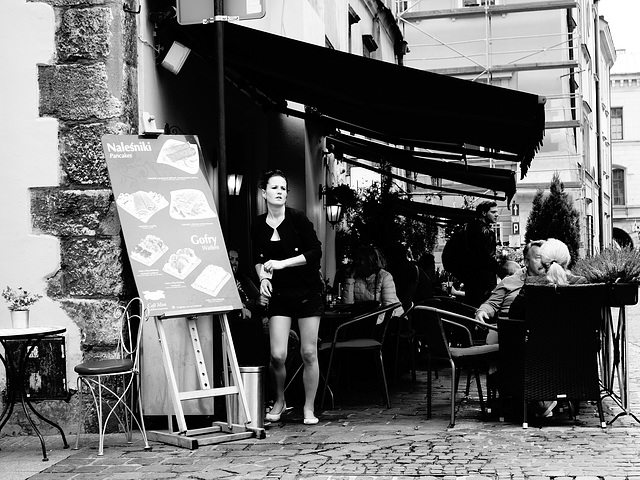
[260,278,273,297]
[263,259,287,273]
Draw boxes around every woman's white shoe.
[265,402,286,422]
[303,410,319,425]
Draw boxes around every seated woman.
[341,245,404,323]
[509,238,587,320]
[508,237,587,418]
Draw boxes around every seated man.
[228,245,266,366]
[228,245,261,320]
[475,240,546,325]
[473,240,546,403]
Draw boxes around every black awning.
[392,198,480,225]
[222,22,545,178]
[327,133,517,201]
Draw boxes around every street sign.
[512,222,520,234]
[176,0,265,25]
[511,203,519,216]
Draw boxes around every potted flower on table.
[572,247,640,306]
[2,286,43,328]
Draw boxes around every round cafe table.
[0,326,69,461]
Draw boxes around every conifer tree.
[524,172,581,266]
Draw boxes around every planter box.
[607,283,639,307]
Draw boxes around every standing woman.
[251,170,324,425]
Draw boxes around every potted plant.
[572,248,640,306]
[2,286,42,328]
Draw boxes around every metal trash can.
[229,366,265,429]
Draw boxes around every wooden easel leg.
[220,314,251,423]
[149,313,264,446]
[154,316,189,433]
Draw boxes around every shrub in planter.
[572,248,640,306]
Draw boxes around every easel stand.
[147,312,265,449]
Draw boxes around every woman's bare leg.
[298,315,321,417]
[269,315,292,412]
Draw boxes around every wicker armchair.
[518,284,606,428]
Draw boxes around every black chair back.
[523,284,605,403]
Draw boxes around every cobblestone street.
[2,302,640,479]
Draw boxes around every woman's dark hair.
[259,169,288,190]
[354,245,386,277]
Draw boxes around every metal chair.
[74,297,152,455]
[320,302,402,409]
[412,305,499,427]
[519,284,606,428]
[421,297,488,345]
[283,301,382,408]
[389,302,416,383]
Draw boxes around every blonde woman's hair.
[539,238,571,285]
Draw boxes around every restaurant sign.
[103,135,242,317]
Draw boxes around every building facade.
[610,50,640,247]
[0,0,407,431]
[398,0,616,254]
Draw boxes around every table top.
[0,326,66,340]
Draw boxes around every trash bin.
[229,366,265,429]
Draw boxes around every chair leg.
[97,378,105,456]
[474,369,485,417]
[135,373,152,451]
[449,361,457,428]
[393,332,401,384]
[377,351,391,408]
[74,377,85,451]
[596,399,606,429]
[284,362,303,392]
[409,337,416,383]
[321,350,336,409]
[465,367,472,397]
[427,356,432,419]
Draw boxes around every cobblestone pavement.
[2,303,640,479]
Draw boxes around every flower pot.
[10,309,30,328]
[607,283,639,307]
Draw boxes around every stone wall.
[26,0,139,434]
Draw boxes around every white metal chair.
[74,297,152,455]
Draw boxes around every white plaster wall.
[0,1,82,384]
[611,78,640,217]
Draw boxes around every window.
[611,107,623,140]
[362,34,378,59]
[613,168,626,205]
[585,215,594,256]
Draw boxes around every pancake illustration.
[116,191,169,223]
[191,265,231,297]
[162,248,202,280]
[169,189,216,220]
[130,235,169,266]
[158,139,199,175]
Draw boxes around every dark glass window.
[613,168,625,206]
[611,107,623,140]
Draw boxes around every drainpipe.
[214,0,228,235]
[593,1,605,250]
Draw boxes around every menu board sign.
[103,134,242,317]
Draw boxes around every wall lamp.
[326,204,343,226]
[161,41,191,75]
[227,174,243,196]
[320,184,343,227]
